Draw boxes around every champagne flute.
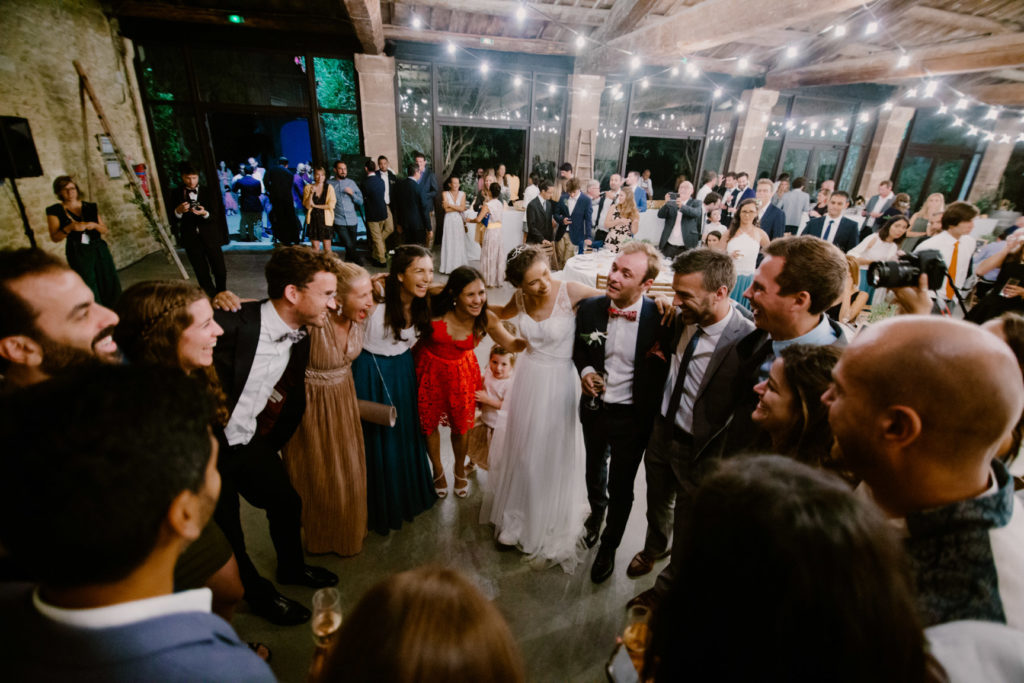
[311,587,342,647]
[622,604,651,674]
[585,371,607,411]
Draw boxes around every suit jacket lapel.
[694,311,747,403]
[633,299,658,370]
[234,302,261,400]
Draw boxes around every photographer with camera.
[175,163,228,297]
[876,202,978,316]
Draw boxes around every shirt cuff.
[581,365,596,379]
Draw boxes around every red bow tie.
[608,308,637,322]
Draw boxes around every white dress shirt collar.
[33,587,212,630]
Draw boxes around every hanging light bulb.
[785,45,798,59]
[640,78,650,89]
[447,42,456,55]
[736,102,746,113]
[923,81,938,98]
[713,87,722,98]
[1000,134,1012,144]
[896,54,910,68]
[515,4,526,22]
[575,35,586,49]
[548,83,556,94]
[670,66,679,76]
[955,98,969,110]
[834,24,847,38]
[985,107,999,120]
[513,75,522,87]
[738,57,749,71]
[859,111,870,123]
[686,62,700,77]
[630,55,641,71]
[882,101,894,111]
[412,15,422,29]
[480,61,489,74]
[865,20,878,35]
[906,88,918,99]
[937,104,948,115]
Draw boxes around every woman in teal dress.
[45,175,121,306]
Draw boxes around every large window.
[531,74,567,182]
[596,80,629,184]
[397,62,433,173]
[895,106,984,208]
[757,96,791,180]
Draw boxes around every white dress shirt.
[820,216,839,244]
[864,193,890,229]
[33,588,211,629]
[522,184,539,206]
[596,191,620,231]
[668,207,685,247]
[567,193,579,218]
[379,171,390,205]
[914,230,977,293]
[581,296,643,406]
[223,300,302,447]
[661,307,734,432]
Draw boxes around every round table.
[559,250,675,288]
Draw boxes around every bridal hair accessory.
[506,244,530,264]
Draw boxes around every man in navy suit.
[735,172,756,203]
[362,159,392,267]
[0,366,274,681]
[556,177,593,256]
[574,242,672,584]
[801,190,859,252]
[754,178,787,240]
[213,246,340,626]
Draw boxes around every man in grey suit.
[0,366,273,681]
[625,249,755,605]
[657,180,702,256]
[861,179,896,233]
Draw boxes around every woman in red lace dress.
[415,266,525,499]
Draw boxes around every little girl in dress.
[466,344,516,471]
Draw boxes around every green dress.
[46,202,121,306]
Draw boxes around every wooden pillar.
[969,115,1021,203]
[857,105,914,193]
[728,88,779,176]
[566,73,605,179]
[354,54,398,167]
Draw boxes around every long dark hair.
[646,456,944,683]
[431,266,489,340]
[727,198,760,241]
[774,344,844,476]
[878,215,909,244]
[384,245,433,341]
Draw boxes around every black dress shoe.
[590,546,615,584]
[583,526,600,549]
[248,592,311,626]
[276,564,339,589]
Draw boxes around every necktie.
[665,327,703,421]
[822,219,834,242]
[277,328,308,344]
[608,308,637,322]
[946,241,959,300]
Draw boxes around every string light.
[446,42,456,55]
[512,75,522,87]
[882,101,894,111]
[515,4,526,22]
[641,78,650,89]
[736,102,746,112]
[480,61,489,74]
[412,15,422,29]
[896,54,910,68]
[575,35,586,49]
[834,24,847,38]
[955,98,969,110]
[738,57,749,71]
[906,88,918,98]
[865,21,878,35]
[785,45,798,59]
[937,104,948,115]
[952,117,964,127]
[630,55,641,71]
[859,112,870,123]
[713,87,722,98]
[685,62,700,77]
[923,81,938,98]
[547,83,556,94]
[985,107,999,120]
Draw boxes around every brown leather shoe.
[627,551,656,578]
[627,588,661,612]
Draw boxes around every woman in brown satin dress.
[283,260,374,556]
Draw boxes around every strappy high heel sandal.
[434,473,448,499]
[453,474,469,499]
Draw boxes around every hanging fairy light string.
[404,0,1024,144]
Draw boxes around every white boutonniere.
[580,330,607,346]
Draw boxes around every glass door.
[626,136,702,198]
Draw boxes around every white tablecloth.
[560,250,675,288]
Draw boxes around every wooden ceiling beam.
[580,0,866,72]
[904,6,1019,35]
[382,24,572,55]
[591,0,661,42]
[963,83,1024,107]
[341,0,384,54]
[391,0,607,27]
[765,33,1024,89]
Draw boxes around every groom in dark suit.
[801,190,859,253]
[212,246,339,626]
[573,242,672,584]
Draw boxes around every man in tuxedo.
[525,179,556,246]
[755,178,787,241]
[801,190,859,252]
[212,246,339,626]
[0,367,274,681]
[657,181,702,257]
[626,249,754,605]
[362,159,392,267]
[174,163,228,297]
[594,173,623,240]
[0,248,119,391]
[722,236,851,456]
[573,242,671,583]
[393,165,430,246]
[861,179,895,233]
[557,177,593,257]
[265,157,301,245]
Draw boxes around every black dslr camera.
[867,249,947,290]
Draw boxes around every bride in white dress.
[480,245,602,573]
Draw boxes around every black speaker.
[0,116,43,179]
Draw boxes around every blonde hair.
[619,240,662,282]
[617,190,640,221]
[330,258,370,298]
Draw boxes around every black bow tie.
[277,328,308,344]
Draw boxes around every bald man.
[823,316,1024,629]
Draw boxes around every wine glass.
[622,604,651,674]
[311,587,342,648]
[585,372,607,411]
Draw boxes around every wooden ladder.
[574,128,594,181]
[74,60,187,278]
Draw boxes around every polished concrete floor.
[119,248,661,683]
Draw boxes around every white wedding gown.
[480,280,588,573]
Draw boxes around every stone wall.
[0,0,159,266]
